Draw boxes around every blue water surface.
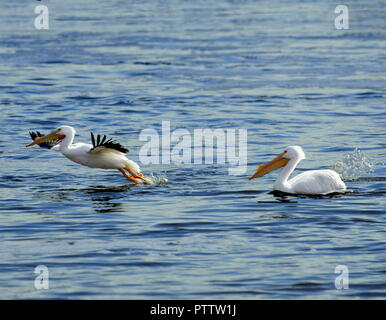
[0,0,385,299]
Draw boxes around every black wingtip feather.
[89,132,129,154]
[91,132,96,148]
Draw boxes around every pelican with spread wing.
[27,125,147,184]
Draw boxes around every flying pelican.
[249,146,347,195]
[26,125,147,184]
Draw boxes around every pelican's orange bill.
[26,129,65,147]
[249,151,289,180]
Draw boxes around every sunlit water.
[0,0,385,299]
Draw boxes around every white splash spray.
[142,173,169,186]
[333,148,374,180]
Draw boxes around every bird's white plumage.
[28,125,144,184]
[251,146,347,195]
[52,126,140,174]
[277,169,347,195]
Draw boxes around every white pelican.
[249,146,347,195]
[26,125,147,184]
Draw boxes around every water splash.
[142,173,169,186]
[333,148,374,181]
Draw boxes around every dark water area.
[0,0,385,299]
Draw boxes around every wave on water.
[333,148,374,181]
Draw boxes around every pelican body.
[249,146,347,195]
[27,125,146,184]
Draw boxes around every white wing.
[289,170,346,195]
[61,143,129,169]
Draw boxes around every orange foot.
[118,168,140,184]
[124,167,147,181]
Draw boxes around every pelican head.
[283,146,306,161]
[249,145,306,180]
[26,125,75,147]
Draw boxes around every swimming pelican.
[249,146,347,195]
[26,125,147,184]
